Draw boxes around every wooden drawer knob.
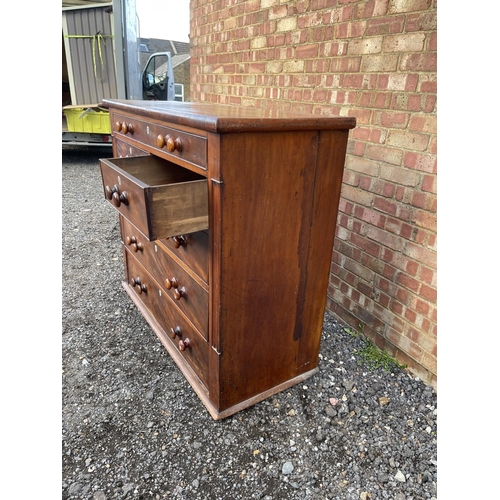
[105,184,119,200]
[161,134,183,153]
[130,277,147,294]
[105,184,129,207]
[125,235,143,252]
[179,338,191,351]
[120,122,134,134]
[112,190,129,207]
[174,287,187,300]
[165,277,178,290]
[172,235,187,248]
[170,326,182,339]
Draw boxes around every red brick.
[338,198,354,215]
[396,271,420,293]
[406,259,419,276]
[336,21,367,38]
[373,196,397,216]
[346,108,372,124]
[419,75,437,93]
[420,284,437,302]
[404,152,437,173]
[427,32,437,51]
[415,298,430,315]
[348,140,366,156]
[421,174,436,193]
[410,114,436,134]
[412,209,436,231]
[366,15,405,35]
[354,205,387,227]
[399,52,437,72]
[404,307,417,323]
[390,299,404,316]
[423,94,436,113]
[396,286,409,305]
[350,233,381,257]
[419,266,435,286]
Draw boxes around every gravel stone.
[62,146,438,500]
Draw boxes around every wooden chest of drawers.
[99,99,355,420]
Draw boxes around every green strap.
[65,32,113,78]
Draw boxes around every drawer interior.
[107,155,206,186]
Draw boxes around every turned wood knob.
[126,235,143,252]
[165,135,175,152]
[157,134,165,148]
[179,338,191,351]
[172,235,187,248]
[174,287,187,300]
[130,277,147,294]
[120,122,134,134]
[170,326,182,339]
[165,135,183,152]
[105,184,119,200]
[111,190,129,207]
[165,277,179,290]
[114,121,121,132]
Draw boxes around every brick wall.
[190,0,437,388]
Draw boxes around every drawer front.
[115,137,149,158]
[113,113,207,170]
[100,155,208,240]
[125,252,209,388]
[160,232,209,285]
[121,218,208,338]
[121,215,209,285]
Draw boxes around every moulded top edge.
[101,99,356,133]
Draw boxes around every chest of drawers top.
[104,99,356,134]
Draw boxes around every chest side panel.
[216,131,321,409]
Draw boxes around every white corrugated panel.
[63,5,118,105]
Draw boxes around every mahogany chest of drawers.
[99,99,355,420]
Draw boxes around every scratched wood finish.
[100,100,355,419]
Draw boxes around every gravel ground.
[62,145,437,500]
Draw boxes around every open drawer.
[100,155,208,241]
